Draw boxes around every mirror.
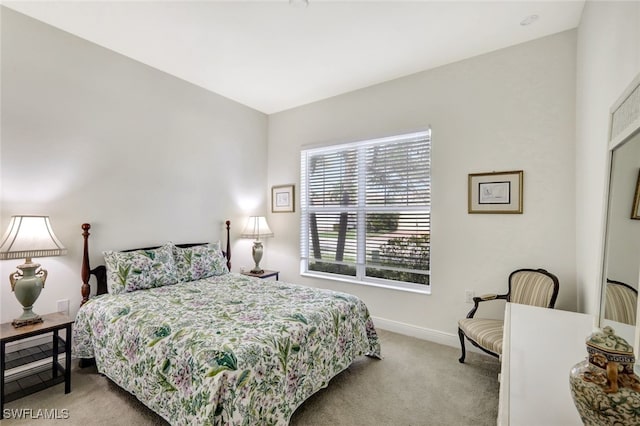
[600,131,640,344]
[599,73,640,348]
[601,132,640,316]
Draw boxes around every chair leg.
[458,328,466,363]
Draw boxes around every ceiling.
[3,1,585,114]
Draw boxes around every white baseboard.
[372,316,484,354]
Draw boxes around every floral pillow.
[103,242,179,294]
[172,241,229,282]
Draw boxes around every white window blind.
[300,130,431,291]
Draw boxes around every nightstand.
[1,312,72,419]
[241,269,280,280]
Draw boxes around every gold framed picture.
[272,184,295,213]
[631,170,640,220]
[468,170,523,214]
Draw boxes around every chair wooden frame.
[458,268,559,363]
[606,278,638,293]
[604,278,638,325]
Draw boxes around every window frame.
[300,130,431,294]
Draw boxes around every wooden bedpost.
[225,220,231,271]
[81,223,91,305]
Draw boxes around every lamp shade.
[240,216,274,240]
[0,215,67,260]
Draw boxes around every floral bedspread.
[73,273,381,425]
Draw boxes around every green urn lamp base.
[250,241,265,274]
[10,259,47,328]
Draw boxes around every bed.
[72,221,381,425]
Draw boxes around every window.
[300,130,431,292]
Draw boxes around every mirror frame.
[598,71,640,358]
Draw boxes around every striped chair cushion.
[605,283,637,325]
[510,270,555,307]
[458,318,504,355]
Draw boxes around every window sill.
[300,271,431,295]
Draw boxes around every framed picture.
[632,170,640,220]
[272,184,295,213]
[468,170,523,214]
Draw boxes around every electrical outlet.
[465,290,475,304]
[57,299,69,315]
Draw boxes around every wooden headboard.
[80,221,231,305]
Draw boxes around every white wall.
[0,8,267,323]
[575,0,640,317]
[268,31,577,344]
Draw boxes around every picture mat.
[468,171,522,213]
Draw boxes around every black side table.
[1,312,72,419]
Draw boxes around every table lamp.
[240,216,273,274]
[0,215,67,327]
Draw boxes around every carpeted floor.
[2,329,500,425]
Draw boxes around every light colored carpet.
[2,329,500,425]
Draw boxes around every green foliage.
[369,233,430,285]
[275,336,291,374]
[332,310,341,337]
[117,264,131,286]
[206,349,238,377]
[366,213,399,233]
[157,371,177,392]
[236,370,251,388]
[377,234,430,269]
[309,150,358,206]
[148,325,172,347]
[143,250,156,260]
[161,358,171,374]
[286,313,308,324]
[308,234,430,285]
[366,268,430,285]
[110,306,131,323]
[308,262,356,277]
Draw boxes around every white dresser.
[498,303,594,426]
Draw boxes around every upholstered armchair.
[604,279,638,326]
[458,268,560,363]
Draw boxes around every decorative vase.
[569,326,640,425]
